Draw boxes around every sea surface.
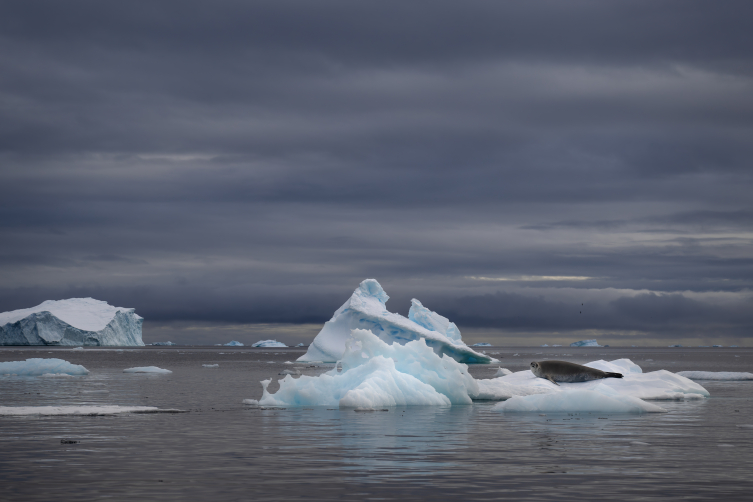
[1,346,752,501]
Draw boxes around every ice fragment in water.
[0,358,89,376]
[252,340,287,347]
[123,366,172,374]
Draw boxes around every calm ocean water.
[1,346,752,501]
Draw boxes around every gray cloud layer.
[1,1,751,344]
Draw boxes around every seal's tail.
[605,372,623,379]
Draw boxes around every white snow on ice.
[297,279,492,364]
[123,366,172,374]
[677,371,753,381]
[0,298,138,332]
[252,340,287,347]
[493,385,667,414]
[0,358,89,376]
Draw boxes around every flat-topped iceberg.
[0,358,89,376]
[570,339,601,347]
[259,329,478,408]
[252,340,287,348]
[0,298,143,346]
[297,279,492,364]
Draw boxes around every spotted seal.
[530,360,623,386]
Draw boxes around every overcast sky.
[1,1,751,346]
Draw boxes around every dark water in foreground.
[1,346,752,501]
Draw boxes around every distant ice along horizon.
[0,298,144,346]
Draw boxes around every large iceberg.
[0,358,89,376]
[570,339,602,347]
[0,298,143,346]
[297,279,492,364]
[259,329,478,408]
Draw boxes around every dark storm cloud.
[1,1,752,343]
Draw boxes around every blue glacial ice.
[224,341,245,346]
[0,298,143,346]
[570,339,602,347]
[0,358,89,376]
[123,366,172,374]
[259,329,478,408]
[297,279,492,364]
[252,340,287,348]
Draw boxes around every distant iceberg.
[570,339,601,347]
[123,366,172,374]
[295,343,307,347]
[252,340,287,348]
[0,358,89,376]
[297,279,492,364]
[472,343,492,347]
[224,341,244,346]
[0,298,143,346]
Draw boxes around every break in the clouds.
[0,1,751,345]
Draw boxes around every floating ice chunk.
[493,384,667,414]
[202,364,219,368]
[152,341,177,346]
[261,329,477,408]
[0,298,144,347]
[123,366,172,374]
[71,347,84,351]
[570,339,602,347]
[0,406,183,416]
[39,373,76,378]
[298,280,492,364]
[224,341,245,347]
[0,358,89,376]
[252,340,287,347]
[477,359,709,402]
[295,343,307,347]
[279,369,301,376]
[472,343,492,347]
[243,399,259,406]
[677,371,753,381]
[540,344,549,347]
[494,367,513,377]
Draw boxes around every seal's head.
[530,361,542,377]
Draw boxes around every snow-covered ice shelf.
[297,279,492,364]
[0,298,143,346]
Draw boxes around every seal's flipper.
[605,372,623,379]
[546,375,560,386]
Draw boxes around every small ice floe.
[242,399,259,406]
[630,441,651,446]
[472,343,492,347]
[0,406,185,416]
[224,341,244,346]
[0,358,89,376]
[252,340,288,348]
[513,353,519,357]
[71,347,84,351]
[494,368,513,377]
[123,366,172,374]
[40,373,75,378]
[278,369,301,376]
[152,341,177,346]
[676,371,753,381]
[295,343,307,347]
[202,364,219,368]
[283,361,295,364]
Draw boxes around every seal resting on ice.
[530,360,623,386]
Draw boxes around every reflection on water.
[0,346,752,501]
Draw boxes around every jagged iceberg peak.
[297,279,493,364]
[0,298,144,346]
